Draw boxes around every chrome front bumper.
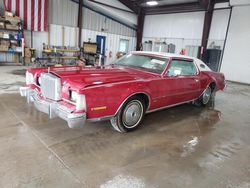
[20,87,86,128]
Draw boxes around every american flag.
[2,0,48,31]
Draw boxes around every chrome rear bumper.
[20,87,86,128]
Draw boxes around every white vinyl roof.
[131,51,197,60]
[131,51,212,71]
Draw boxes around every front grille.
[40,73,61,101]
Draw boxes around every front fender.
[82,81,152,119]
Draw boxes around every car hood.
[51,66,159,89]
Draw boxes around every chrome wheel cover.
[203,87,212,104]
[122,100,143,128]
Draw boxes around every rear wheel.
[194,86,212,106]
[110,96,145,133]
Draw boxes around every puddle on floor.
[10,69,26,76]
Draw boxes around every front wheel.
[110,96,145,133]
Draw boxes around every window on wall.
[119,39,129,53]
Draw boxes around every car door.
[162,58,201,105]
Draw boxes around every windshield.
[112,54,169,74]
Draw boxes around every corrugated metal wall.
[0,1,4,15]
[49,0,136,37]
[83,8,136,37]
[38,0,137,61]
[41,24,136,63]
[221,5,250,84]
[143,9,230,56]
[49,24,78,46]
[81,28,136,63]
[49,0,78,27]
[1,0,136,64]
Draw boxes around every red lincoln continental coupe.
[20,52,225,133]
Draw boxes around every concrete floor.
[0,66,250,188]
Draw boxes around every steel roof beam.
[118,0,139,14]
[145,2,206,15]
[199,0,216,59]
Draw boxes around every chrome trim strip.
[20,88,86,128]
[89,95,200,121]
[146,98,197,114]
[34,83,40,88]
[87,115,113,122]
[163,58,200,77]
[153,89,202,100]
[197,83,216,99]
[146,85,214,114]
[114,92,151,116]
[197,86,208,99]
[62,98,76,106]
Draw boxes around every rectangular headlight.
[70,91,86,111]
[71,91,78,102]
[26,71,34,85]
[76,94,86,111]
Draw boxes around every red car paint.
[26,52,225,120]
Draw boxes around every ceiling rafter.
[198,0,209,9]
[118,0,139,14]
[118,0,229,15]
[145,2,205,15]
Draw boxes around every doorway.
[96,35,106,56]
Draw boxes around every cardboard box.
[0,22,5,28]
[0,32,4,38]
[10,40,18,45]
[5,16,21,25]
[15,46,22,52]
[5,24,19,30]
[10,43,18,48]
[0,45,9,51]
[83,42,97,54]
[24,57,31,64]
[5,11,13,17]
[25,48,32,58]
[0,40,10,46]
[3,33,9,39]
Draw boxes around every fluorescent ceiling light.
[146,1,158,6]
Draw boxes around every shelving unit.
[0,15,24,65]
[43,48,80,58]
[32,46,81,66]
[83,42,98,65]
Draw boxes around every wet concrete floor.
[0,66,26,94]
[0,69,250,187]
